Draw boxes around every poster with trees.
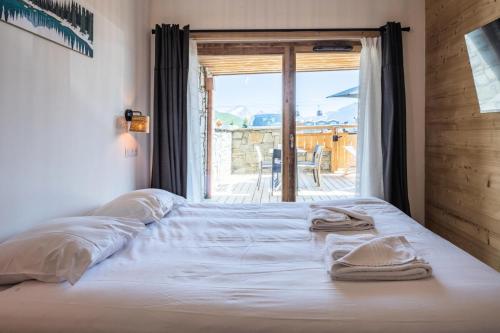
[0,0,94,57]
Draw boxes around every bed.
[1,198,499,332]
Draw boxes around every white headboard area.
[0,0,152,241]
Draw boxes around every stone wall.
[231,127,281,173]
[214,128,332,174]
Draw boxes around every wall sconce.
[124,109,150,133]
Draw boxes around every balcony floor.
[206,171,356,204]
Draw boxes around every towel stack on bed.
[308,204,375,232]
[324,234,432,281]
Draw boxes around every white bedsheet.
[0,198,499,333]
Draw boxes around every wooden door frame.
[198,36,363,202]
[281,45,296,201]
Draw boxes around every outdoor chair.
[271,148,282,195]
[255,146,272,189]
[297,144,324,186]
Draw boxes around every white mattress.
[1,198,500,333]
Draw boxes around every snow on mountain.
[326,102,358,124]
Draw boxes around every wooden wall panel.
[426,0,500,270]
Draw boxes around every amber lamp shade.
[125,109,150,133]
[129,115,150,133]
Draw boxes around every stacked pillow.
[90,188,186,223]
[0,188,185,286]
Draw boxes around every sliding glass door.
[293,50,360,202]
[199,41,361,204]
[202,53,284,203]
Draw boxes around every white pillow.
[0,216,145,285]
[91,189,186,224]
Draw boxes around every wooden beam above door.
[197,42,361,56]
[199,52,360,75]
[197,41,361,75]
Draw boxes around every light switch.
[125,146,138,158]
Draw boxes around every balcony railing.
[296,124,357,172]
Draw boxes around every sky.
[213,70,359,119]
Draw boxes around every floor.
[206,171,356,204]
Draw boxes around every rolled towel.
[325,234,432,281]
[309,204,374,231]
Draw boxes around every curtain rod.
[151,27,411,34]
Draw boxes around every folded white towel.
[309,204,374,231]
[325,234,432,281]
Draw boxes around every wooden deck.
[206,172,356,204]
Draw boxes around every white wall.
[150,0,426,223]
[0,0,151,240]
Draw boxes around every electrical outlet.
[125,146,138,158]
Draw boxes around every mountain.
[326,102,358,124]
[215,111,245,127]
[226,105,251,119]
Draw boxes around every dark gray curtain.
[151,24,190,197]
[381,22,411,215]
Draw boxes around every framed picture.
[464,18,500,113]
[0,0,94,57]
